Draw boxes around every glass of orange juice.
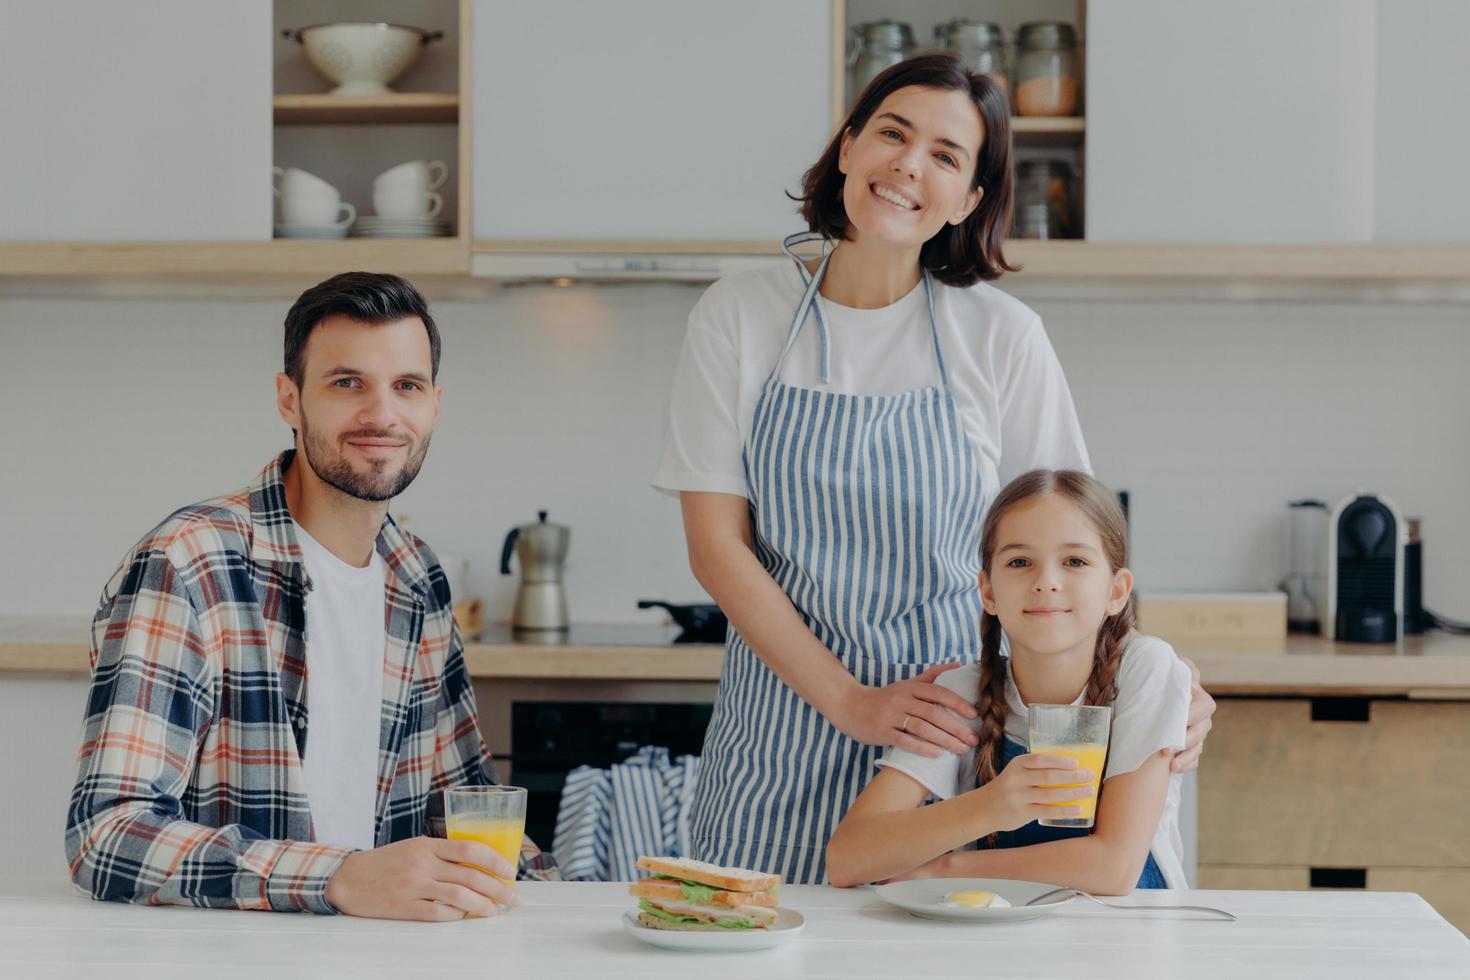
[1027,704,1111,829]
[444,785,527,888]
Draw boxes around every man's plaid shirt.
[66,451,553,913]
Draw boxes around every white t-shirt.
[652,261,1091,507]
[294,521,386,852]
[874,634,1192,889]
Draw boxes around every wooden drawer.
[1199,699,1470,867]
[1196,865,1308,890]
[1370,869,1470,938]
[1198,865,1470,938]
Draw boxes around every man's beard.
[299,411,431,503]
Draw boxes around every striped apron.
[689,231,985,883]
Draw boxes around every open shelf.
[273,93,460,126]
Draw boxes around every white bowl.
[283,23,443,96]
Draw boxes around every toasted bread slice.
[635,855,781,893]
[635,902,777,929]
[628,879,779,908]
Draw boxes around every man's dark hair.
[792,53,1017,287]
[283,272,441,387]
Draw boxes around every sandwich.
[628,855,782,931]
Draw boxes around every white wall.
[1,281,1466,625]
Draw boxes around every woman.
[653,55,1214,884]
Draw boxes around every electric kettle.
[500,510,569,630]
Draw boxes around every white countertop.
[3,877,1467,978]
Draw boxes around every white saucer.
[621,907,804,951]
[358,216,446,226]
[274,223,350,239]
[354,216,450,238]
[873,878,1076,923]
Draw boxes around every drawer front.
[1369,869,1470,938]
[1199,865,1470,937]
[1199,699,1470,867]
[1196,865,1308,890]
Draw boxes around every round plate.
[621,907,805,951]
[874,878,1075,923]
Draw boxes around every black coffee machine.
[1325,493,1407,643]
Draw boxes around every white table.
[3,877,1467,979]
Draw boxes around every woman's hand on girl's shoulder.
[1173,657,1215,773]
[834,663,980,756]
[975,753,1094,831]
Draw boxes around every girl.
[653,53,1213,884]
[826,469,1192,893]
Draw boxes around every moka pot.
[499,510,570,630]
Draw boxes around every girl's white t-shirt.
[652,260,1091,508]
[874,634,1193,889]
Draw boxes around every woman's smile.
[870,180,921,211]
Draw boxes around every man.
[66,272,552,919]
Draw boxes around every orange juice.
[447,816,525,881]
[1032,742,1107,824]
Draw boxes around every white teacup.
[373,185,442,219]
[273,167,355,227]
[374,159,448,194]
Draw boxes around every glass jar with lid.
[849,20,914,101]
[1012,159,1078,239]
[1014,21,1080,116]
[934,20,1009,98]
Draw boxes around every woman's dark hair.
[793,53,1016,286]
[283,271,440,387]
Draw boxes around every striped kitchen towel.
[553,746,700,882]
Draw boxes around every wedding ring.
[901,714,911,733]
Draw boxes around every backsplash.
[2,282,1465,627]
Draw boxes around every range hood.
[469,249,786,283]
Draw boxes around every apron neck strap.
[920,269,951,389]
[774,231,951,391]
[776,231,833,383]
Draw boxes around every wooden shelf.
[0,239,469,277]
[6,240,1470,282]
[1012,115,1085,146]
[273,93,459,126]
[1002,241,1470,280]
[470,239,1470,281]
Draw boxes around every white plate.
[621,907,805,951]
[874,878,1075,923]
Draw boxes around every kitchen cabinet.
[1371,0,1470,242]
[0,1,271,241]
[1198,697,1470,935]
[6,1,1470,278]
[1084,0,1376,242]
[470,0,832,241]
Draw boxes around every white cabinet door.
[1084,0,1375,242]
[472,0,832,240]
[1372,0,1470,242]
[0,1,270,240]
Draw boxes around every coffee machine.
[1325,492,1407,643]
[500,511,570,631]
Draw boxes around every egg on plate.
[940,889,1011,910]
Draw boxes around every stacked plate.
[354,216,451,238]
[275,223,350,240]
